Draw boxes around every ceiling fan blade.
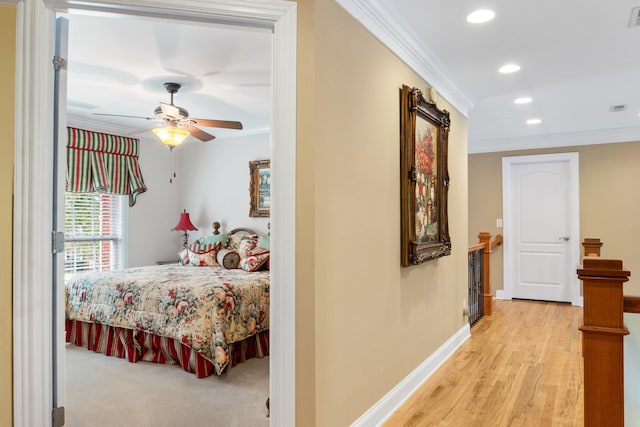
[93,113,156,120]
[187,125,216,142]
[191,119,243,130]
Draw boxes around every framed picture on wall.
[400,85,451,266]
[249,159,271,217]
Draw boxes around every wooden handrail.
[490,234,503,250]
[624,296,640,314]
[468,243,485,253]
[578,239,631,427]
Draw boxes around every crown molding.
[469,125,640,154]
[67,114,139,136]
[336,0,475,118]
[0,1,19,5]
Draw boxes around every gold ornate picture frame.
[249,159,271,217]
[400,85,451,266]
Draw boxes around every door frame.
[498,152,582,306]
[13,0,297,425]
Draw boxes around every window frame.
[64,192,127,279]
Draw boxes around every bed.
[65,226,270,378]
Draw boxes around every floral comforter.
[65,264,269,374]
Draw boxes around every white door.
[501,153,581,305]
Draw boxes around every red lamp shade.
[173,210,198,248]
[173,211,198,231]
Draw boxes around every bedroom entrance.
[56,9,274,427]
[14,1,296,426]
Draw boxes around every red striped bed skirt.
[65,319,269,378]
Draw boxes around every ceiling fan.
[94,82,243,145]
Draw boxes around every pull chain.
[169,146,177,183]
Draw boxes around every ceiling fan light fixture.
[153,126,191,148]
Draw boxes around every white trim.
[335,0,474,118]
[469,125,640,154]
[351,324,471,427]
[13,1,297,426]
[501,153,581,306]
[13,1,56,426]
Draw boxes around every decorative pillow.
[184,241,221,267]
[237,238,258,259]
[227,233,257,250]
[188,248,218,266]
[239,247,270,272]
[257,235,270,250]
[189,241,219,253]
[198,233,230,248]
[216,249,241,269]
[178,248,190,266]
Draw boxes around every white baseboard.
[351,323,471,427]
[495,290,510,300]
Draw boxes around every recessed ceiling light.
[514,97,532,104]
[466,9,495,23]
[526,118,542,125]
[499,64,521,74]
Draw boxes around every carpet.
[64,343,269,427]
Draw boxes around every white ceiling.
[64,12,272,143]
[65,2,640,152]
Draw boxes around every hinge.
[52,56,66,71]
[52,407,65,427]
[52,231,65,254]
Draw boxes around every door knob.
[559,236,570,241]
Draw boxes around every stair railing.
[468,232,503,326]
[577,237,639,427]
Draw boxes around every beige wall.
[295,0,317,425]
[469,141,640,297]
[299,1,469,424]
[0,5,15,426]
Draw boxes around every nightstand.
[155,260,178,265]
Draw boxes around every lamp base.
[182,231,190,248]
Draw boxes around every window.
[64,193,125,281]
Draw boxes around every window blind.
[64,192,124,281]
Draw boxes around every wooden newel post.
[577,257,630,427]
[478,232,492,315]
[582,238,603,257]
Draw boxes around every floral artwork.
[415,116,438,243]
[250,159,271,217]
[400,85,451,266]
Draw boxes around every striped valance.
[67,127,147,206]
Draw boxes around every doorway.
[500,153,581,305]
[13,1,296,426]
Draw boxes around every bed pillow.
[185,241,222,266]
[198,232,230,248]
[216,249,241,269]
[188,248,218,266]
[178,248,190,265]
[239,247,270,272]
[257,235,270,250]
[227,233,257,250]
[236,238,258,259]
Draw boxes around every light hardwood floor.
[385,299,584,427]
